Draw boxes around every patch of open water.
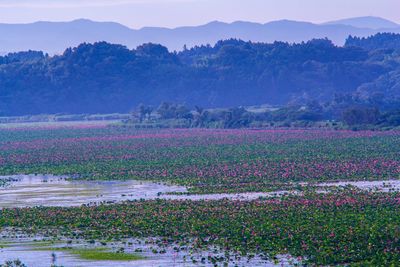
[315,179,400,191]
[0,174,188,208]
[1,175,399,209]
[0,234,292,267]
[0,175,292,208]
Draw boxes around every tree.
[137,104,153,122]
[342,107,380,126]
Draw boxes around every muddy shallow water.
[1,175,399,209]
[0,174,188,208]
[0,234,289,267]
[0,175,292,208]
[316,179,400,191]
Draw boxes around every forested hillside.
[0,34,399,116]
[346,33,400,51]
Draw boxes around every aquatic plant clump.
[1,190,399,265]
[0,127,399,193]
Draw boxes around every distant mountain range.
[324,16,400,29]
[0,16,399,54]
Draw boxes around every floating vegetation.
[0,177,18,188]
[0,125,399,266]
[1,190,399,265]
[0,127,399,193]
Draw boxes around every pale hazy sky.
[0,0,399,28]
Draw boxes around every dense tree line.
[130,101,400,129]
[0,34,399,116]
[346,33,400,51]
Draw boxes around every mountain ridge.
[0,16,399,54]
[325,16,399,29]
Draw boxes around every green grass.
[71,249,143,261]
[32,246,143,261]
[0,242,11,248]
[29,240,63,247]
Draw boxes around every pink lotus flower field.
[1,189,399,265]
[0,125,399,265]
[0,126,399,193]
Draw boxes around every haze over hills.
[325,16,399,29]
[0,16,399,54]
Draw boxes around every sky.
[0,0,399,28]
